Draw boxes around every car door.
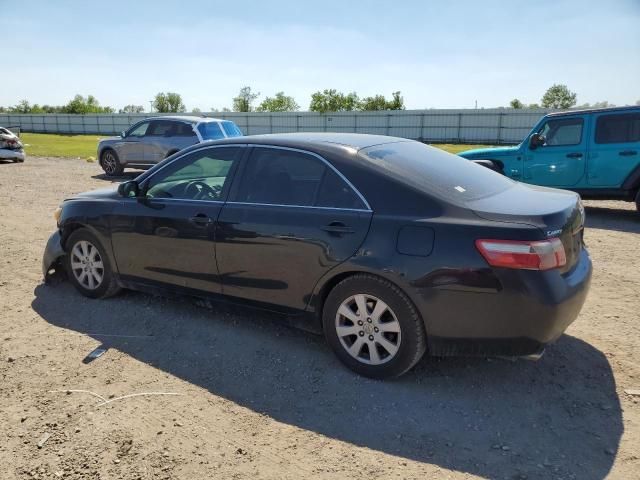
[116,121,150,162]
[110,145,244,294]
[523,116,587,187]
[588,111,640,186]
[143,120,175,163]
[215,146,373,311]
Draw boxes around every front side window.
[235,147,366,209]
[538,118,584,146]
[595,113,640,144]
[197,122,225,141]
[127,121,150,137]
[145,147,240,201]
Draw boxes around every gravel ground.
[1,156,639,480]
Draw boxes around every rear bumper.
[42,230,66,282]
[416,248,593,357]
[0,148,25,161]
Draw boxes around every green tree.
[528,103,541,109]
[9,99,32,113]
[509,98,524,109]
[256,92,300,112]
[233,86,260,112]
[191,107,202,113]
[62,95,114,114]
[153,92,186,113]
[541,84,577,109]
[359,91,405,111]
[309,89,360,113]
[119,104,145,114]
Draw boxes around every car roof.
[214,132,411,152]
[145,115,226,123]
[546,105,639,118]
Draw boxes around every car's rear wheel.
[65,229,121,299]
[100,149,123,176]
[323,274,427,379]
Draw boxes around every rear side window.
[539,118,584,146]
[147,121,173,137]
[360,141,514,205]
[197,123,225,140]
[221,121,243,137]
[235,147,366,209]
[175,122,197,137]
[595,113,640,144]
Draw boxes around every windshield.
[221,121,243,137]
[359,141,515,206]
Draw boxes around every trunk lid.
[467,183,585,272]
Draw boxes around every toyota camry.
[42,133,592,378]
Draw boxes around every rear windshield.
[221,121,243,137]
[197,122,225,140]
[359,141,514,205]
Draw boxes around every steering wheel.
[184,180,220,200]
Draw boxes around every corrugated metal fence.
[0,108,552,144]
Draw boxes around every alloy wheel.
[102,152,117,174]
[70,240,104,290]
[335,294,402,365]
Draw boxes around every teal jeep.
[459,106,640,211]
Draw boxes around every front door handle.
[566,152,583,158]
[321,222,355,235]
[619,150,638,157]
[189,213,213,226]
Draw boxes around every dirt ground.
[1,156,639,480]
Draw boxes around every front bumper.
[417,248,593,357]
[42,230,66,282]
[0,148,25,161]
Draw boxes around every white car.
[0,127,25,162]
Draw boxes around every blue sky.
[1,0,638,110]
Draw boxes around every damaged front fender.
[42,230,66,283]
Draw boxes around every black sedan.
[43,133,592,378]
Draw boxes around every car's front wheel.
[323,274,427,379]
[65,229,121,299]
[100,149,124,176]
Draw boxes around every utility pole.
[474,100,478,109]
[149,101,154,113]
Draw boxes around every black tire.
[100,149,124,176]
[322,274,427,379]
[65,229,121,299]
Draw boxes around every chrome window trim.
[226,201,371,213]
[240,144,372,211]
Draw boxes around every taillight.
[475,238,566,271]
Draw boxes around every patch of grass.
[434,144,494,154]
[21,133,105,159]
[18,133,495,159]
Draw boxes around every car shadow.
[585,205,640,234]
[32,283,621,479]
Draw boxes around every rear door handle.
[189,213,213,226]
[566,152,583,158]
[619,150,638,156]
[321,222,355,235]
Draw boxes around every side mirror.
[118,180,140,198]
[529,133,546,150]
[120,131,126,138]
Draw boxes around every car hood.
[68,186,120,201]
[458,145,520,159]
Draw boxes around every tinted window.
[127,121,149,137]
[235,147,365,209]
[221,121,243,137]
[147,121,173,137]
[595,113,640,144]
[197,123,225,140]
[360,141,514,205]
[539,118,583,146]
[145,147,239,201]
[175,122,197,137]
